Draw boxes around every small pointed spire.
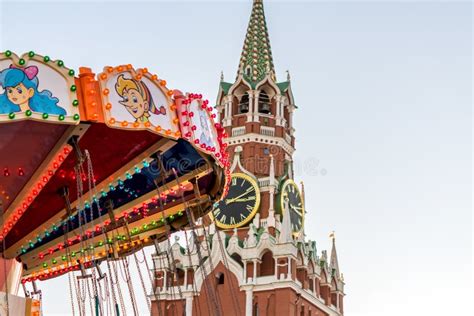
[246,223,258,247]
[286,70,291,81]
[220,71,224,82]
[330,231,340,278]
[300,181,305,205]
[269,154,275,185]
[279,196,293,243]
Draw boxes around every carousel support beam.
[21,282,30,298]
[77,261,92,280]
[104,199,119,259]
[68,135,85,165]
[95,262,106,281]
[31,280,41,297]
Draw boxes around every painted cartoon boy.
[115,74,166,123]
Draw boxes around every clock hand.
[290,205,303,215]
[228,197,256,203]
[226,187,254,204]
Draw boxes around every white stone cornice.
[226,133,295,155]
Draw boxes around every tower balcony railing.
[231,126,246,137]
[260,126,275,137]
[258,178,270,187]
[284,132,292,144]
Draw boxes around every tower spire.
[329,231,340,278]
[238,0,275,85]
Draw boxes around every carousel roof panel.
[0,121,69,211]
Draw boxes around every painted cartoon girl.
[198,109,212,146]
[0,65,66,115]
[115,74,166,123]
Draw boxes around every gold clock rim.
[210,172,261,229]
[280,179,305,235]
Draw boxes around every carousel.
[0,51,230,315]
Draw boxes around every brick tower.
[150,1,345,315]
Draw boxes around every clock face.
[280,179,304,234]
[211,173,260,229]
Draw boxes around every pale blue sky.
[0,1,472,315]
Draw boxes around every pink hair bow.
[9,64,39,80]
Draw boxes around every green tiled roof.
[238,0,275,86]
[276,81,290,93]
[220,81,233,95]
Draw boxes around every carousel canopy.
[0,51,230,282]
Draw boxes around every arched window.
[258,91,271,114]
[260,250,275,277]
[246,66,252,77]
[239,93,250,113]
[173,268,185,286]
[216,272,225,285]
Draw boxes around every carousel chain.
[153,156,219,315]
[67,267,77,316]
[192,178,241,316]
[133,252,152,312]
[119,220,140,315]
[111,259,127,316]
[85,150,108,316]
[64,147,104,316]
[152,193,182,306]
[121,258,139,315]
[104,252,120,316]
[150,238,167,316]
[183,230,205,316]
[205,204,242,315]
[60,188,77,316]
[169,167,223,316]
[168,174,209,316]
[101,205,126,316]
[75,164,95,316]
[151,165,186,308]
[103,275,113,316]
[150,155,191,308]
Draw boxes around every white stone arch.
[193,231,245,292]
[284,85,295,106]
[296,248,307,267]
[228,75,252,96]
[331,276,338,292]
[255,74,280,99]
